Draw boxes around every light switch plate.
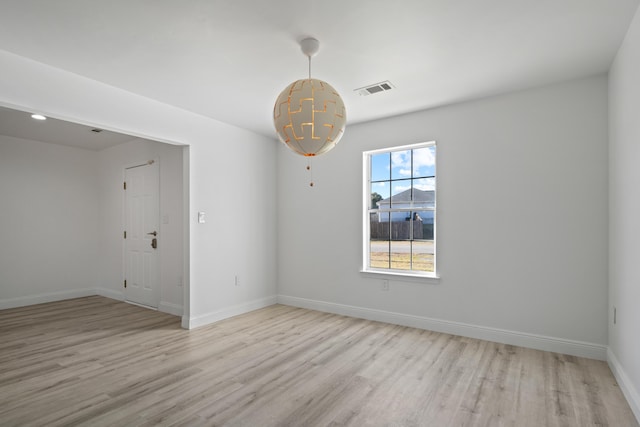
[198,212,206,223]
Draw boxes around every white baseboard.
[277,295,608,361]
[608,348,640,423]
[0,288,96,310]
[159,301,183,317]
[95,287,124,301]
[184,295,277,329]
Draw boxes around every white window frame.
[362,141,438,279]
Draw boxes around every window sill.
[360,269,440,283]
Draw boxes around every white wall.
[278,75,609,359]
[608,5,640,420]
[97,138,185,315]
[0,49,278,326]
[0,135,99,307]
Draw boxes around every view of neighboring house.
[376,188,435,223]
[372,189,435,240]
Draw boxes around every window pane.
[370,215,389,269]
[412,146,436,178]
[411,210,435,239]
[390,241,411,270]
[412,177,435,193]
[411,240,434,272]
[370,216,390,240]
[390,180,411,209]
[371,153,390,182]
[370,240,390,269]
[410,182,435,210]
[371,182,390,209]
[391,150,412,180]
[389,213,413,240]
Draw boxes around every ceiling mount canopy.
[273,37,347,159]
[299,37,319,58]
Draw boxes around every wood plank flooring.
[0,296,637,426]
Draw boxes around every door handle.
[151,238,157,249]
[147,231,157,236]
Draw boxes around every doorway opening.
[0,103,190,322]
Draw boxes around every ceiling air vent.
[355,81,395,96]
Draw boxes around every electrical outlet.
[382,279,389,291]
[614,307,617,325]
[235,275,240,286]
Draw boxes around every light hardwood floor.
[0,296,637,426]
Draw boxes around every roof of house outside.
[377,189,434,205]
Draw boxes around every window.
[363,142,436,277]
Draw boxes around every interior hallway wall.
[0,135,99,307]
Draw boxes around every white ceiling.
[0,0,638,140]
[0,106,139,150]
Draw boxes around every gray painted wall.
[278,75,609,347]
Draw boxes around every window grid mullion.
[388,153,392,269]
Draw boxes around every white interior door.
[124,161,160,308]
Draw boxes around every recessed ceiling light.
[31,114,47,120]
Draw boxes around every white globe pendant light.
[273,38,346,158]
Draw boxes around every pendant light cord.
[307,58,313,186]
